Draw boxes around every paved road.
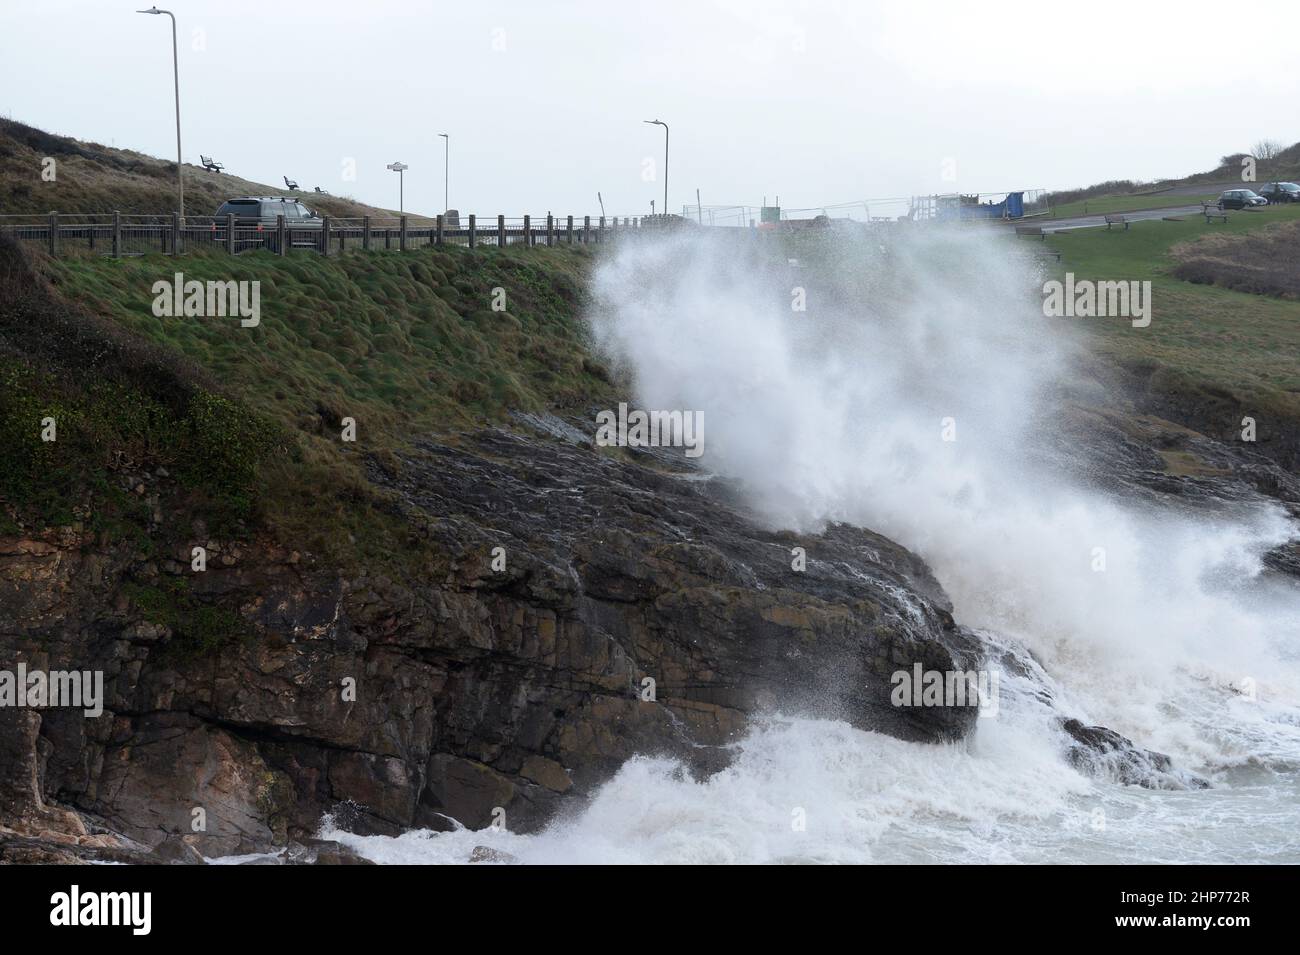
[1016,204,1211,233]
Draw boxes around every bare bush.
[1170,221,1300,300]
[1252,139,1285,161]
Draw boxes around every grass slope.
[0,118,401,218]
[44,245,613,434]
[1044,205,1300,443]
[0,119,621,582]
[0,238,278,539]
[1042,140,1300,210]
[2,237,619,576]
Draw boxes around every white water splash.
[584,227,1300,770]
[330,226,1300,864]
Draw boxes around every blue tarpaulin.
[935,192,1027,220]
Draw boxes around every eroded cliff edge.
[1,414,985,862]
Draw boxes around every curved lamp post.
[386,162,408,213]
[137,7,183,218]
[438,133,448,213]
[644,119,668,217]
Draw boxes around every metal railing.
[0,212,661,258]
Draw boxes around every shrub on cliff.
[0,236,280,533]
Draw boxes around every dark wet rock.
[0,831,148,865]
[8,386,1277,860]
[0,418,981,859]
[282,838,374,865]
[1052,404,1300,512]
[1061,718,1210,790]
[1264,537,1300,581]
[1047,403,1300,585]
[150,833,207,865]
[468,845,519,864]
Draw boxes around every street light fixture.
[386,161,408,213]
[438,133,448,213]
[644,119,668,217]
[137,7,183,219]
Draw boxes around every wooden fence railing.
[0,212,678,258]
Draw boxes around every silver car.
[214,196,321,226]
[211,197,322,250]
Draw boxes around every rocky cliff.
[1,411,986,862]
[4,232,1291,864]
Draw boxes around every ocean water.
[319,716,1300,864]
[322,227,1300,864]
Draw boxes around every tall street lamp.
[137,7,183,218]
[386,162,408,213]
[644,119,668,217]
[438,133,448,213]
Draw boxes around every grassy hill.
[4,118,1298,596]
[0,122,621,579]
[1,232,619,570]
[1043,204,1300,466]
[1043,140,1300,216]
[0,118,402,218]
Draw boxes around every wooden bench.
[200,154,224,173]
[283,176,299,191]
[1202,203,1228,224]
[1104,214,1129,230]
[1037,249,1062,262]
[1015,225,1045,239]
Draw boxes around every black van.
[1258,182,1300,204]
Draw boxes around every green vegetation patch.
[5,236,620,579]
[44,244,615,440]
[0,240,282,535]
[1044,205,1300,434]
[121,577,248,658]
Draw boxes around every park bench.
[1104,214,1129,230]
[200,155,224,173]
[1038,249,1062,262]
[1202,203,1228,224]
[283,176,299,191]
[1015,225,1045,239]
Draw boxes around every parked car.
[1217,189,1268,210]
[211,197,322,251]
[214,196,321,225]
[1257,182,1300,204]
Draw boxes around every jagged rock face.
[1059,719,1209,791]
[0,420,982,859]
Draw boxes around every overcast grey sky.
[3,0,1298,218]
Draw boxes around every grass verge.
[1044,205,1300,460]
